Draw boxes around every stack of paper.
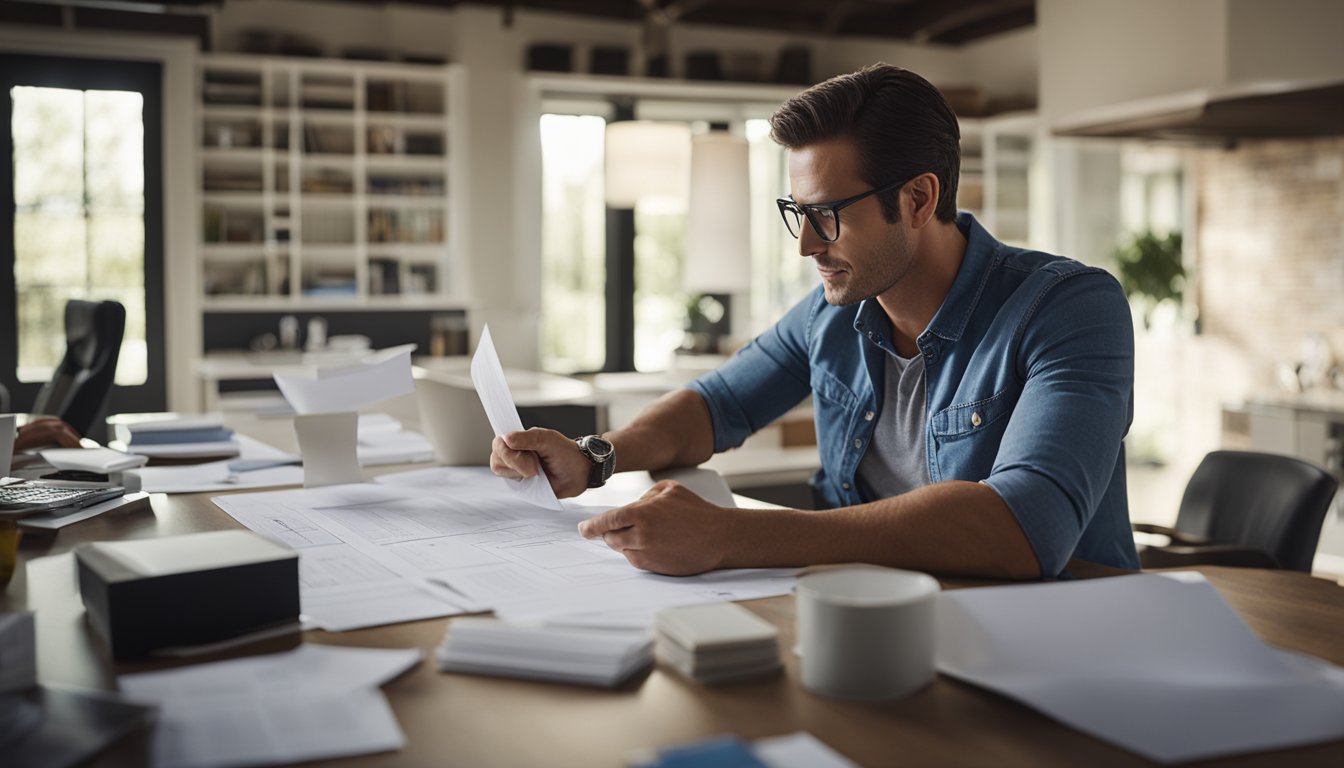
[357,414,434,466]
[655,602,781,684]
[436,618,653,688]
[117,416,239,460]
[119,643,419,768]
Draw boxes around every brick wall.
[1194,137,1344,387]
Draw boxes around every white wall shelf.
[198,54,466,309]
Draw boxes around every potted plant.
[1112,231,1184,328]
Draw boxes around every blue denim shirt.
[689,213,1139,576]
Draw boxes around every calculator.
[0,482,126,515]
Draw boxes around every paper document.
[274,344,416,415]
[40,447,148,473]
[935,572,1344,763]
[20,492,151,531]
[213,467,795,631]
[120,644,418,768]
[470,325,562,510]
[129,435,303,493]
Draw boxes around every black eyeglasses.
[776,176,916,242]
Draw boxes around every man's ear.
[906,173,941,229]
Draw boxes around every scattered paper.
[274,344,415,415]
[40,447,148,473]
[469,326,561,510]
[294,412,362,488]
[120,645,419,768]
[213,468,795,632]
[129,436,303,493]
[19,492,151,531]
[935,573,1344,763]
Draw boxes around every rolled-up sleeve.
[688,290,818,453]
[981,271,1134,577]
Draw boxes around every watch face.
[583,436,614,461]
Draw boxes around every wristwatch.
[574,435,616,488]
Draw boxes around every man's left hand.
[578,480,733,576]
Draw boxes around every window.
[538,103,815,374]
[11,86,147,385]
[539,113,607,373]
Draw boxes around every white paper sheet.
[19,492,151,531]
[274,344,415,415]
[294,412,363,488]
[119,644,421,698]
[213,468,795,632]
[129,435,303,494]
[754,732,859,768]
[469,325,562,510]
[935,573,1344,763]
[120,645,418,768]
[40,447,148,472]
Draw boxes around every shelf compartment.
[203,205,265,244]
[300,209,356,245]
[365,79,444,114]
[367,208,445,244]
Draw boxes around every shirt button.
[853,438,863,449]
[971,412,983,427]
[841,482,850,490]
[864,410,875,421]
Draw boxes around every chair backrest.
[30,300,125,436]
[1175,450,1339,572]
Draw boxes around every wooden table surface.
[6,477,1344,767]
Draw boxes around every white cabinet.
[197,55,467,311]
[959,112,1037,248]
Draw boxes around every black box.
[526,43,573,73]
[590,46,629,76]
[75,530,299,660]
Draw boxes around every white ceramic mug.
[796,566,941,700]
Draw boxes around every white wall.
[1225,0,1344,83]
[0,27,200,413]
[1037,0,1228,125]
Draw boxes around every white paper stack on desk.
[436,618,653,688]
[654,602,781,684]
[115,415,240,460]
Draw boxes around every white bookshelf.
[197,54,467,310]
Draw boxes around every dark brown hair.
[770,63,961,223]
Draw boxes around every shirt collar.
[851,211,999,347]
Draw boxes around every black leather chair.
[29,300,125,437]
[1135,450,1339,572]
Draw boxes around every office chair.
[1135,450,1338,572]
[29,299,125,437]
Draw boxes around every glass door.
[1,54,165,436]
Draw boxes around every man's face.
[787,139,914,307]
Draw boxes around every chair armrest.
[1131,522,1210,547]
[1140,544,1280,570]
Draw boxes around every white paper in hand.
[469,326,562,510]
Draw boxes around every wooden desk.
[6,487,1344,767]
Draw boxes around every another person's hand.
[14,418,82,451]
[578,480,732,576]
[489,427,594,499]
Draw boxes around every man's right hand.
[489,427,595,499]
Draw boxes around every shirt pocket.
[809,368,858,410]
[931,388,1013,440]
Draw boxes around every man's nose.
[798,218,827,258]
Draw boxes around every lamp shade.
[604,121,690,209]
[684,132,751,294]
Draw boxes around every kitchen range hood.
[1053,78,1344,142]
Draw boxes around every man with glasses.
[493,64,1138,580]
